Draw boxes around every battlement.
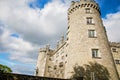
[40,48,47,52]
[39,44,50,52]
[54,41,66,54]
[55,35,65,49]
[39,35,65,56]
[68,1,100,15]
[110,42,120,48]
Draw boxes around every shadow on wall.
[72,62,110,80]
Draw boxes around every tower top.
[80,0,95,2]
[69,0,100,15]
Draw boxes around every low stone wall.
[0,73,83,80]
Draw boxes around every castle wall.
[110,42,120,78]
[36,0,120,80]
[64,1,119,80]
[36,48,47,76]
[51,42,67,78]
[37,38,68,78]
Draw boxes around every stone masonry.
[36,0,120,80]
[110,42,120,78]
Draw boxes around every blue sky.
[0,0,120,75]
[99,0,120,17]
[29,0,52,9]
[29,0,120,18]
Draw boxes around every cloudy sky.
[0,0,120,75]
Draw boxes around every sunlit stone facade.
[110,42,120,78]
[36,0,120,80]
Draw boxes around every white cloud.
[0,25,39,63]
[0,0,68,74]
[0,0,68,46]
[103,12,120,42]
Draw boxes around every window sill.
[87,23,95,25]
[89,37,97,38]
[92,57,101,59]
[86,12,93,14]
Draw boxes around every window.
[68,17,70,20]
[92,49,99,58]
[49,57,53,61]
[59,62,64,67]
[88,30,96,38]
[54,65,57,70]
[87,17,94,24]
[48,66,52,72]
[115,60,120,64]
[65,61,67,63]
[68,26,70,30]
[56,53,59,58]
[66,54,67,57]
[104,27,106,32]
[36,68,38,75]
[112,48,117,52]
[86,8,91,13]
[49,58,52,61]
[67,37,69,40]
[48,66,51,68]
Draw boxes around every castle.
[35,0,120,80]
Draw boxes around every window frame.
[88,30,97,38]
[92,49,101,58]
[86,17,94,25]
[112,48,117,52]
[115,60,120,64]
[86,8,91,13]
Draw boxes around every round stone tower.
[36,48,47,76]
[65,0,119,79]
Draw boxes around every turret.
[65,0,119,79]
[36,45,52,76]
[68,0,101,16]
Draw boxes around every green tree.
[72,62,110,80]
[0,64,12,73]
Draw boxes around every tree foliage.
[0,64,12,73]
[72,62,110,80]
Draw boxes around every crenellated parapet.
[56,35,66,50]
[68,1,100,15]
[40,48,47,52]
[39,44,54,56]
[110,42,120,48]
